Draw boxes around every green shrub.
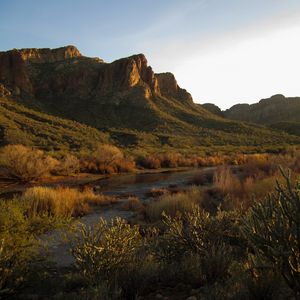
[153,206,239,288]
[242,170,300,298]
[0,200,39,295]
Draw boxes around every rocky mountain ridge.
[0,46,299,149]
[202,94,300,125]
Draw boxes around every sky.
[1,0,300,109]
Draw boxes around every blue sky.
[1,0,300,109]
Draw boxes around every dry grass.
[21,186,116,217]
[213,165,241,194]
[121,197,144,211]
[145,186,202,222]
[0,145,59,182]
[146,188,170,198]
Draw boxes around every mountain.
[201,95,300,137]
[223,94,300,125]
[0,46,299,151]
[201,103,223,117]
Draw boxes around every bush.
[0,145,59,182]
[0,200,39,295]
[55,154,80,176]
[71,218,142,282]
[152,207,238,290]
[80,144,135,174]
[94,144,123,169]
[242,170,300,298]
[21,186,115,218]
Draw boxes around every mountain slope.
[0,46,300,150]
[0,97,108,151]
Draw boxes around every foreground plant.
[71,218,142,285]
[242,170,300,298]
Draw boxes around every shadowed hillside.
[0,97,108,151]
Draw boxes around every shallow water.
[92,167,211,199]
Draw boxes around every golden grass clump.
[22,186,116,217]
[145,186,202,222]
[213,165,241,194]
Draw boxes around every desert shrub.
[155,206,238,261]
[80,144,135,174]
[21,186,115,218]
[243,255,282,300]
[145,187,202,222]
[0,200,39,295]
[114,156,136,173]
[55,154,80,176]
[71,218,142,284]
[94,144,123,167]
[137,155,161,169]
[242,171,300,298]
[158,153,182,168]
[0,144,59,182]
[153,207,238,288]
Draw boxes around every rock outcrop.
[19,45,82,63]
[156,72,192,102]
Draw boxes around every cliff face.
[0,46,201,129]
[156,72,192,102]
[0,46,194,104]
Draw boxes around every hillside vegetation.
[0,97,108,152]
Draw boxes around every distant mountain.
[0,46,299,150]
[224,94,300,125]
[201,103,223,117]
[200,95,300,137]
